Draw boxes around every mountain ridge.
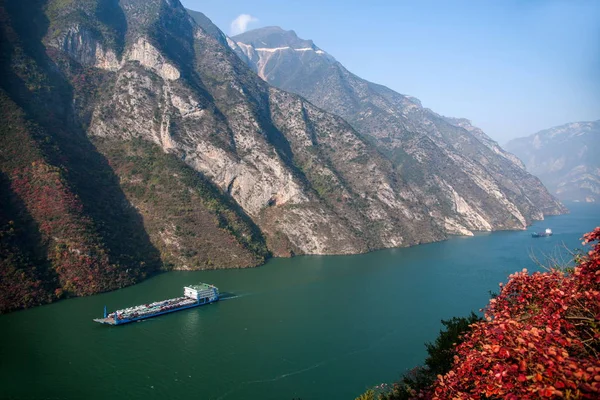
[228,24,566,234]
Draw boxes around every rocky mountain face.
[0,0,565,312]
[0,0,438,312]
[506,121,600,202]
[0,0,269,312]
[229,26,566,235]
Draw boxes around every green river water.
[1,202,599,400]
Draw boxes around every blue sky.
[181,0,600,143]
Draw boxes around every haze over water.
[1,203,599,400]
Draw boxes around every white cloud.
[230,14,258,36]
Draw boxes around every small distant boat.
[532,228,553,238]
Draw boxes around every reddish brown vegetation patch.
[430,227,600,399]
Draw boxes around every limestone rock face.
[507,121,600,202]
[99,4,447,254]
[50,26,180,80]
[229,25,567,233]
[127,37,180,80]
[52,24,120,70]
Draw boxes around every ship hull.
[93,298,218,326]
[94,283,220,326]
[531,233,553,238]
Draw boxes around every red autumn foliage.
[0,219,54,312]
[9,161,133,296]
[428,227,600,399]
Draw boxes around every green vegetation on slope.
[96,138,269,269]
[0,90,152,310]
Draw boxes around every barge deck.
[94,283,219,326]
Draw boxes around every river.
[1,202,599,400]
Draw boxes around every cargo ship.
[93,283,219,325]
[532,228,553,238]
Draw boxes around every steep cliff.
[0,0,267,312]
[506,121,600,202]
[73,0,443,255]
[229,26,567,235]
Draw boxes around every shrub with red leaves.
[10,162,132,296]
[429,227,600,399]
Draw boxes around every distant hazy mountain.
[229,25,566,235]
[506,121,600,202]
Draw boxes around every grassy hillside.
[96,138,269,269]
